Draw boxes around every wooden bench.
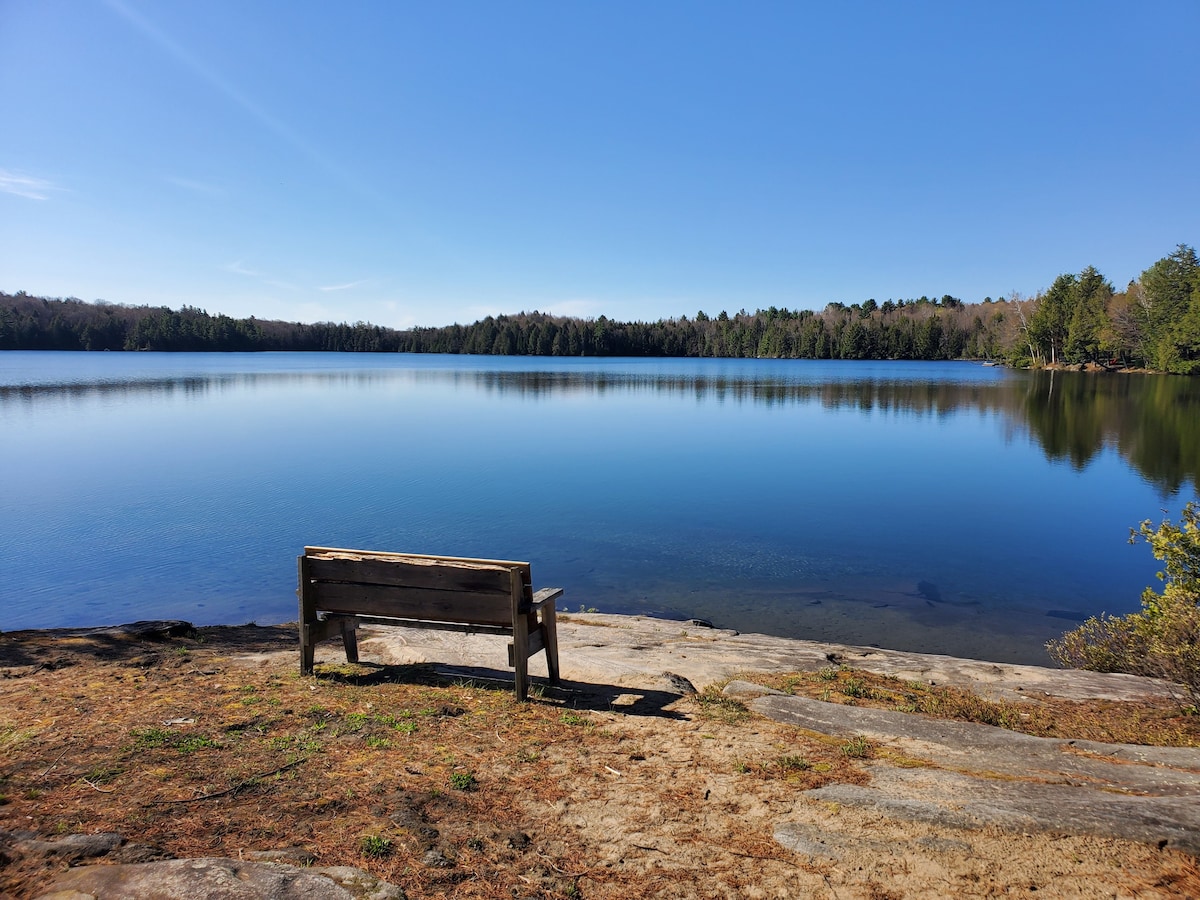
[297,546,562,700]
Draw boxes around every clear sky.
[2,1,1197,329]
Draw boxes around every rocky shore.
[2,614,1197,898]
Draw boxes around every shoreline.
[354,611,1176,705]
[0,611,1151,701]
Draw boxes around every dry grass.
[757,666,1200,747]
[2,626,1198,899]
[0,625,874,899]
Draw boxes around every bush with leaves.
[1048,500,1200,710]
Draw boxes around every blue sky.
[2,1,1197,329]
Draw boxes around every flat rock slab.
[773,820,974,862]
[353,613,1178,703]
[36,858,404,900]
[732,683,1200,784]
[331,614,1200,856]
[737,688,1200,855]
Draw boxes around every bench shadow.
[313,661,690,720]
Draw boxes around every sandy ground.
[351,614,1200,897]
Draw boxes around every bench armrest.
[531,587,563,610]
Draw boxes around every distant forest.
[3,244,1198,373]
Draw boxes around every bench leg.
[541,603,560,685]
[298,555,316,675]
[341,620,360,664]
[302,619,349,673]
[300,624,316,675]
[512,617,531,701]
[298,549,355,673]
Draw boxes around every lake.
[3,352,1197,665]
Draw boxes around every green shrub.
[1048,501,1200,709]
[841,678,870,699]
[840,735,872,758]
[359,834,392,858]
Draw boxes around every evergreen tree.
[1066,266,1113,364]
[1029,273,1076,364]
[1138,245,1200,372]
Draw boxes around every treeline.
[401,245,1200,372]
[401,299,1000,361]
[1014,245,1200,374]
[3,244,1197,372]
[0,295,404,352]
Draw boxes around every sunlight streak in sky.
[222,261,264,278]
[102,0,375,211]
[0,169,58,201]
[163,175,225,195]
[319,280,370,293]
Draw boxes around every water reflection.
[0,370,401,404]
[7,362,1192,495]
[465,369,1012,414]
[472,368,1198,492]
[1019,371,1199,494]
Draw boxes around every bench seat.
[298,546,562,700]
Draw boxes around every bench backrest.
[300,546,533,628]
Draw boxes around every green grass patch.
[130,727,220,753]
[130,727,174,750]
[776,754,812,773]
[694,687,751,724]
[359,834,393,858]
[840,735,873,759]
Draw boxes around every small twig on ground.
[150,757,307,805]
[727,848,789,861]
[535,850,593,878]
[40,748,70,779]
[79,776,115,793]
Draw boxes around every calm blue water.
[2,352,1196,665]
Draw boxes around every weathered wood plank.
[348,615,510,636]
[531,587,564,608]
[311,581,514,627]
[508,627,546,666]
[306,555,517,595]
[306,546,532,580]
